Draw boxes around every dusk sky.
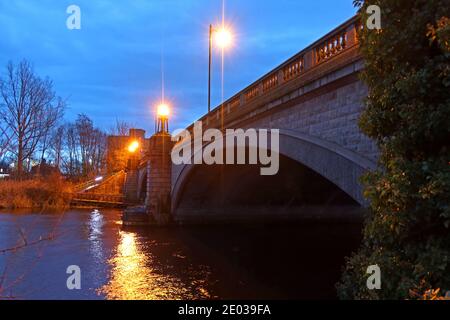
[0,0,357,134]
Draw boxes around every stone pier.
[122,132,173,226]
[147,132,173,225]
[124,156,139,203]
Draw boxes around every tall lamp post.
[156,103,170,134]
[208,25,232,113]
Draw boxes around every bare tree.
[92,128,107,175]
[73,114,107,178]
[109,118,131,136]
[61,123,81,177]
[48,125,65,169]
[37,122,54,165]
[76,114,95,177]
[0,60,65,177]
[0,124,11,161]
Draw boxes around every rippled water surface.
[0,209,362,299]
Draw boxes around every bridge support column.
[146,132,173,225]
[124,156,139,203]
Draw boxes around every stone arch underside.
[137,166,147,202]
[171,129,376,222]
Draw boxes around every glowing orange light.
[157,103,170,118]
[214,27,233,49]
[128,141,139,153]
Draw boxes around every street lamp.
[128,140,139,153]
[127,140,140,171]
[156,103,170,133]
[208,25,233,113]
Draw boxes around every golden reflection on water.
[98,230,211,300]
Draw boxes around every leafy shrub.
[338,0,450,299]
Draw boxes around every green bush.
[337,0,450,299]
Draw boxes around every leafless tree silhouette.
[0,60,65,177]
[109,118,132,136]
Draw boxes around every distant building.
[31,159,60,176]
[0,163,10,179]
[106,128,150,174]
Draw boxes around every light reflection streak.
[88,209,104,262]
[98,231,211,300]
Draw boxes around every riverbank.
[0,175,73,210]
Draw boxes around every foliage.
[338,0,450,299]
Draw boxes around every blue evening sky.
[0,0,357,134]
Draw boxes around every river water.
[0,209,362,300]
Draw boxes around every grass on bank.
[0,175,73,210]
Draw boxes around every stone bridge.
[123,16,378,225]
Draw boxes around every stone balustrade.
[263,73,279,93]
[315,31,347,64]
[183,16,360,137]
[245,85,259,102]
[283,57,304,82]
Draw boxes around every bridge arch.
[171,129,376,216]
[137,167,148,202]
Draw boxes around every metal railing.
[73,170,125,193]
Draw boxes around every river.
[0,209,362,299]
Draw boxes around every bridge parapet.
[170,15,379,217]
[185,16,360,134]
